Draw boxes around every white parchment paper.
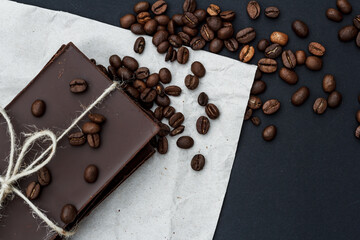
[0,1,257,239]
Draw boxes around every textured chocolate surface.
[0,43,159,239]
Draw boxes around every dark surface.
[12,0,360,239]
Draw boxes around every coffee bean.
[262,99,280,115]
[177,136,194,149]
[109,55,122,69]
[90,58,96,65]
[167,20,175,35]
[207,4,221,16]
[279,67,298,85]
[224,38,239,52]
[133,79,147,93]
[133,37,146,54]
[353,15,360,29]
[154,106,164,121]
[137,12,151,24]
[220,10,236,21]
[183,0,196,12]
[97,64,109,77]
[131,23,146,35]
[146,73,160,88]
[142,101,154,110]
[356,110,360,123]
[120,14,136,29]
[196,116,210,135]
[134,1,150,14]
[177,46,190,64]
[169,112,185,128]
[69,79,87,94]
[209,38,224,53]
[152,0,167,15]
[182,11,199,28]
[308,42,325,56]
[327,91,342,108]
[305,56,323,71]
[185,74,200,90]
[122,56,139,72]
[60,204,77,224]
[191,154,205,171]
[117,67,134,80]
[178,32,191,45]
[247,1,261,19]
[198,92,209,106]
[194,9,207,22]
[282,50,297,69]
[156,94,170,107]
[170,125,185,136]
[291,86,310,106]
[169,34,183,48]
[125,85,140,99]
[155,15,170,26]
[159,68,172,84]
[165,46,177,62]
[251,116,261,126]
[258,58,277,73]
[257,39,270,52]
[264,43,282,58]
[255,68,262,80]
[87,113,105,124]
[152,30,169,46]
[157,136,168,154]
[295,50,306,65]
[292,20,309,38]
[37,167,51,186]
[135,67,150,80]
[68,132,86,146]
[87,133,100,148]
[262,125,277,141]
[313,97,327,114]
[207,16,223,31]
[155,83,165,97]
[163,106,175,118]
[157,25,167,32]
[191,61,206,78]
[158,122,170,137]
[356,32,360,47]
[218,22,234,40]
[108,66,117,80]
[183,26,198,37]
[31,99,46,117]
[200,24,215,41]
[244,108,253,120]
[251,80,266,95]
[140,88,157,102]
[248,95,262,109]
[265,6,280,18]
[239,45,255,63]
[172,14,184,26]
[336,0,352,14]
[326,8,343,22]
[322,74,336,93]
[270,31,288,46]
[338,25,358,42]
[355,126,360,139]
[84,165,99,183]
[165,85,182,96]
[26,181,41,200]
[205,103,220,119]
[236,27,256,44]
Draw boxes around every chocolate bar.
[0,43,159,239]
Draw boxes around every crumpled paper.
[0,1,257,239]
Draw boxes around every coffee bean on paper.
[156,94,170,107]
[157,136,168,154]
[170,125,185,137]
[191,154,206,171]
[177,136,194,149]
[154,106,164,121]
[191,61,206,78]
[291,86,310,106]
[122,56,139,71]
[196,116,210,135]
[134,37,146,54]
[144,19,158,35]
[185,74,200,90]
[313,97,327,114]
[84,165,99,183]
[60,204,77,224]
[198,92,209,106]
[163,106,175,119]
[165,85,182,96]
[247,1,261,20]
[205,103,220,119]
[38,167,51,186]
[131,23,146,35]
[190,36,206,50]
[31,99,46,117]
[159,68,171,84]
[177,46,190,64]
[158,123,170,137]
[262,125,277,141]
[169,112,184,128]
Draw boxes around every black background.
[14,0,360,239]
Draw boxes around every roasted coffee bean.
[191,154,205,171]
[158,122,170,137]
[109,55,121,69]
[117,67,134,81]
[134,1,150,14]
[120,14,136,29]
[239,45,255,63]
[295,50,306,65]
[207,4,221,16]
[183,26,198,37]
[140,88,157,102]
[108,66,117,79]
[168,34,183,48]
[291,86,310,106]
[336,0,352,14]
[220,10,236,21]
[353,15,360,29]
[191,61,206,78]
[247,1,261,19]
[196,116,210,135]
[68,132,86,146]
[190,36,206,50]
[26,182,41,200]
[87,133,100,148]
[146,73,159,88]
[224,38,239,52]
[157,136,168,154]
[251,116,261,126]
[137,12,151,24]
[338,25,358,42]
[135,67,150,80]
[90,58,96,65]
[125,85,140,99]
[165,20,174,35]
[165,85,182,96]
[88,113,106,124]
[292,20,309,38]
[244,108,253,120]
[279,67,298,85]
[152,0,167,15]
[313,97,327,114]
[185,74,199,90]
[217,22,234,40]
[69,79,87,93]
[177,136,194,149]
[322,74,336,93]
[156,94,171,107]
[177,46,190,64]
[154,106,164,120]
[262,125,277,141]
[248,95,262,109]
[205,103,220,119]
[254,68,262,80]
[84,164,99,183]
[38,167,51,186]
[356,110,360,123]
[356,32,360,47]
[134,37,146,54]
[194,9,207,22]
[355,126,360,139]
[170,125,185,137]
[183,0,196,13]
[265,6,280,18]
[157,40,170,53]
[60,204,77,224]
[142,101,154,110]
[152,30,169,46]
[159,68,172,84]
[163,106,175,118]
[262,99,280,115]
[326,8,343,22]
[155,83,165,96]
[157,25,167,31]
[200,24,215,41]
[198,92,209,106]
[327,91,342,108]
[31,99,46,117]
[131,23,146,35]
[97,64,109,77]
[282,50,297,69]
[165,46,177,62]
[251,80,266,95]
[270,31,288,46]
[122,56,139,72]
[264,43,282,58]
[182,11,199,28]
[143,20,158,35]
[209,38,224,53]
[169,112,184,128]
[172,14,184,26]
[236,27,256,44]
[309,42,325,56]
[258,58,277,73]
[206,16,223,31]
[155,15,170,26]
[305,56,323,71]
[178,32,191,45]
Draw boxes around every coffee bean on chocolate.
[200,24,215,42]
[177,136,194,149]
[134,1,150,14]
[191,154,205,171]
[178,32,191,45]
[251,80,267,95]
[156,94,171,107]
[209,38,224,53]
[336,0,352,14]
[356,110,360,123]
[207,4,221,16]
[169,34,183,48]
[279,67,298,85]
[207,16,223,32]
[295,50,306,65]
[82,122,100,134]
[270,31,288,46]
[247,1,261,19]
[87,133,100,148]
[322,74,336,93]
[109,55,122,69]
[326,8,343,22]
[309,42,325,56]
[68,132,86,146]
[117,67,134,80]
[169,112,185,128]
[327,91,342,108]
[177,46,190,64]
[170,125,185,137]
[140,88,157,102]
[154,106,164,120]
[262,125,277,141]
[158,122,170,137]
[198,92,209,106]
[244,108,253,121]
[159,68,172,84]
[258,58,277,73]
[182,11,199,28]
[356,32,360,47]
[218,22,234,40]
[292,20,309,38]
[163,106,175,118]
[224,38,239,52]
[120,14,136,29]
[88,113,106,124]
[134,37,146,54]
[251,116,261,126]
[291,86,310,106]
[84,165,99,183]
[205,103,220,119]
[265,6,280,18]
[255,68,262,80]
[26,182,41,200]
[236,27,256,44]
[135,67,150,80]
[220,10,236,21]
[69,78,88,93]
[305,56,323,71]
[37,167,51,186]
[195,9,207,22]
[167,20,175,35]
[313,97,327,114]
[137,12,151,24]
[183,0,196,12]
[353,15,360,29]
[131,23,146,35]
[257,39,270,52]
[152,0,167,15]
[262,99,280,115]
[239,45,255,63]
[264,44,282,58]
[157,136,168,154]
[183,26,198,37]
[152,30,169,46]
[31,99,46,117]
[196,116,210,135]
[164,85,182,96]
[185,74,200,90]
[146,73,159,88]
[191,61,206,78]
[248,95,262,110]
[60,204,77,224]
[338,25,358,42]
